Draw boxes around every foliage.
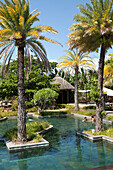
[105,106,113,110]
[57,49,95,111]
[5,127,18,141]
[39,109,71,116]
[90,79,99,102]
[90,86,99,103]
[84,127,113,138]
[27,120,50,133]
[104,55,113,87]
[106,115,113,121]
[33,88,59,110]
[25,101,34,109]
[26,107,38,112]
[57,50,95,70]
[67,0,113,53]
[55,104,74,109]
[0,58,58,101]
[0,111,17,117]
[0,0,61,142]
[77,109,96,116]
[0,115,3,119]
[5,120,50,141]
[83,106,96,110]
[0,0,61,78]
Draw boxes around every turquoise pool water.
[0,116,113,170]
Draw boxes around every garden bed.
[76,131,113,143]
[5,125,53,151]
[4,120,53,151]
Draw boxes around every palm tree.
[104,56,113,87]
[57,50,95,111]
[0,0,61,142]
[67,0,113,132]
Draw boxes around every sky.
[29,0,110,68]
[1,0,113,68]
[29,0,98,62]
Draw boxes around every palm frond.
[39,36,63,46]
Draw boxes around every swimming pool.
[0,116,113,170]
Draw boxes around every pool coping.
[27,112,75,119]
[4,125,53,151]
[0,117,7,121]
[76,131,113,143]
[5,137,49,151]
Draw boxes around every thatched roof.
[51,75,74,90]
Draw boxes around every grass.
[56,104,75,109]
[0,110,17,118]
[83,127,113,138]
[106,115,113,121]
[26,107,38,112]
[77,109,96,116]
[0,103,96,117]
[5,120,50,142]
[37,109,71,116]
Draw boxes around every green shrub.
[65,105,75,109]
[12,104,17,111]
[55,104,74,109]
[84,106,96,110]
[0,115,3,119]
[26,101,33,109]
[106,115,113,121]
[33,88,59,110]
[27,131,36,140]
[55,104,67,109]
[26,120,50,132]
[5,120,50,141]
[33,134,42,142]
[0,111,17,117]
[39,109,71,116]
[84,127,113,138]
[5,127,17,140]
[77,109,96,116]
[105,106,112,110]
[26,107,38,112]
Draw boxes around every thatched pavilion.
[51,75,74,104]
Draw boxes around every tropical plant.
[104,55,113,87]
[67,0,113,132]
[0,58,59,101]
[57,50,95,111]
[33,88,59,110]
[0,0,61,142]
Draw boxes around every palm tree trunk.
[17,44,27,142]
[95,43,105,132]
[75,65,79,111]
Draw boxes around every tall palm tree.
[0,0,61,142]
[57,50,95,111]
[67,0,113,132]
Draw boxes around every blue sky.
[29,0,95,62]
[1,0,112,68]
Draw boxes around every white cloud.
[49,59,57,62]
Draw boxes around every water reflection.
[0,117,113,169]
